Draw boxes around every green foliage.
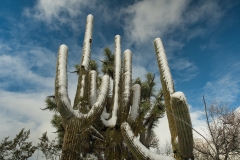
[42,96,57,112]
[133,73,165,149]
[51,114,64,149]
[89,60,99,73]
[101,48,114,78]
[73,60,99,75]
[0,128,37,160]
[38,132,61,160]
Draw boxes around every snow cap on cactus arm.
[123,49,132,102]
[119,49,132,122]
[55,44,73,119]
[55,44,110,121]
[81,14,94,71]
[171,91,194,158]
[101,35,121,127]
[89,70,97,106]
[83,75,110,121]
[128,84,141,122]
[121,122,175,160]
[154,38,174,94]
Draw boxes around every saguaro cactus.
[154,38,194,159]
[54,14,193,159]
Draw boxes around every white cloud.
[22,0,115,31]
[23,0,96,30]
[155,115,171,143]
[132,65,148,80]
[203,74,240,103]
[121,0,223,44]
[24,0,90,22]
[170,58,198,72]
[0,89,60,160]
[185,1,223,24]
[122,0,189,44]
[0,47,78,159]
[0,42,56,91]
[170,58,199,81]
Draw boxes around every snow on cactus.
[53,14,194,160]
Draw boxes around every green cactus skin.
[154,38,194,160]
[171,92,194,159]
[154,38,179,157]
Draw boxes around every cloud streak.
[23,0,93,29]
[121,0,223,44]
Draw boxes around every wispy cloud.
[203,74,240,104]
[0,90,57,160]
[202,54,240,105]
[0,40,56,91]
[170,58,199,81]
[23,0,94,29]
[22,0,119,32]
[121,0,223,44]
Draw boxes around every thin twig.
[203,95,217,155]
[40,107,50,110]
[53,128,64,133]
[67,70,78,73]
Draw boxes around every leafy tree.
[193,98,240,160]
[38,132,61,160]
[101,48,114,78]
[133,73,165,150]
[0,128,37,160]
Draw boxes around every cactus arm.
[55,46,109,121]
[81,14,93,71]
[154,38,178,153]
[171,92,193,159]
[80,75,109,121]
[55,44,75,120]
[89,70,97,106]
[120,49,132,122]
[121,122,175,160]
[128,84,141,123]
[101,35,121,127]
[154,38,174,94]
[154,38,194,159]
[73,14,94,109]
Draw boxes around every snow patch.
[80,75,86,98]
[123,49,132,102]
[57,44,71,107]
[81,14,93,71]
[129,84,141,121]
[122,122,175,160]
[89,70,97,106]
[171,91,186,102]
[101,35,121,127]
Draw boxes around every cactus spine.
[54,14,193,160]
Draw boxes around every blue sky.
[0,0,240,158]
